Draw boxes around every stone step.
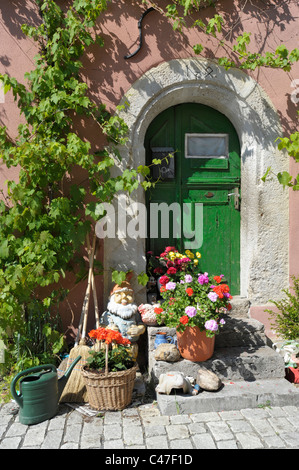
[156,378,299,415]
[150,344,285,384]
[215,317,268,348]
[229,296,250,318]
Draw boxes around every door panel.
[145,103,241,294]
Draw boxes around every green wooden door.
[145,103,241,294]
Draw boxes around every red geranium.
[213,283,230,299]
[154,307,164,315]
[89,327,131,346]
[154,267,164,274]
[165,246,177,253]
[186,287,194,296]
[159,275,170,285]
[179,315,189,325]
[167,267,177,275]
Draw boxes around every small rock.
[154,343,180,362]
[196,368,222,391]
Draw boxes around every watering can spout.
[57,355,81,400]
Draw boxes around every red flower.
[167,267,177,275]
[154,267,164,274]
[186,287,194,296]
[213,283,230,299]
[154,307,164,315]
[89,327,131,346]
[179,315,189,325]
[227,303,232,311]
[213,276,222,283]
[159,275,170,285]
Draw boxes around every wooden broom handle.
[75,234,96,345]
[81,234,97,340]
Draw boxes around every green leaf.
[0,240,9,259]
[137,272,149,286]
[277,171,292,188]
[111,270,127,285]
[261,166,272,182]
[193,44,203,55]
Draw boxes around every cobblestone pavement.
[1,400,299,450]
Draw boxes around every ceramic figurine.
[101,274,145,360]
[155,371,198,395]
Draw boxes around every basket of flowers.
[81,327,138,410]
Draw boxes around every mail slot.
[151,147,175,179]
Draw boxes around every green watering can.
[10,355,81,425]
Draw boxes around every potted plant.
[265,275,299,384]
[81,327,138,410]
[154,247,232,362]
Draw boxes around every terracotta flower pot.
[176,326,215,362]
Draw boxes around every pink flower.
[185,306,197,317]
[205,319,218,332]
[165,281,176,290]
[208,292,218,302]
[198,272,209,285]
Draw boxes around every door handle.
[228,188,240,210]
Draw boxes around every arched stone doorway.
[103,58,289,307]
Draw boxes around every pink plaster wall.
[0,0,298,335]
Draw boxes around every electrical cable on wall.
[124,7,155,59]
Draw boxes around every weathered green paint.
[145,103,241,294]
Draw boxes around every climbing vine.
[0,0,150,369]
[145,0,299,188]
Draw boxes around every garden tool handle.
[11,364,56,400]
[75,234,97,345]
[81,234,97,339]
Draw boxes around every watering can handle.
[10,364,57,403]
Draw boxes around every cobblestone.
[1,401,299,449]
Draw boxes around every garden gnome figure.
[101,273,145,360]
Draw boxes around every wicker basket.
[81,364,138,411]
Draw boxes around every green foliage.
[157,1,299,190]
[1,291,66,374]
[137,271,149,287]
[0,0,153,370]
[111,270,128,285]
[86,346,134,372]
[265,276,299,340]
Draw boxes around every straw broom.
[60,234,97,403]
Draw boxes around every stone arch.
[104,58,289,306]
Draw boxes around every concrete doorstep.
[156,378,299,415]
